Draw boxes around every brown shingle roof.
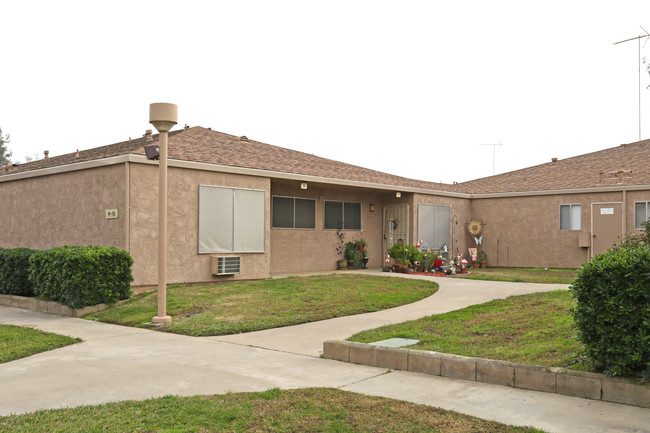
[456,139,650,194]
[1,127,457,192]
[5,127,649,195]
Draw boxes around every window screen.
[272,196,315,229]
[635,202,649,230]
[560,204,581,230]
[199,186,265,253]
[324,200,361,230]
[417,205,450,250]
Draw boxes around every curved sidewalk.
[211,271,569,356]
[1,274,648,433]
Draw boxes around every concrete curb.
[0,294,114,318]
[323,340,650,408]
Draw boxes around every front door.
[592,202,623,256]
[383,204,409,259]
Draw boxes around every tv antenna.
[614,25,650,141]
[479,141,502,175]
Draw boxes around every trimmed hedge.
[0,247,37,296]
[571,245,650,377]
[29,246,133,309]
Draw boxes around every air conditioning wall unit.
[211,256,240,276]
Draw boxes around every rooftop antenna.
[614,26,650,141]
[479,141,502,175]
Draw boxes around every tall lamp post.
[149,102,177,324]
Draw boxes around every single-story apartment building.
[1,126,649,286]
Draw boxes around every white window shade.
[560,204,581,230]
[417,204,450,250]
[234,189,265,252]
[199,186,265,253]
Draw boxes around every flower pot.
[337,259,347,269]
[472,263,479,269]
[347,259,355,268]
[480,261,487,268]
[403,267,414,274]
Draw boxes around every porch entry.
[383,204,409,258]
[591,202,623,256]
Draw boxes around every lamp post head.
[149,103,178,133]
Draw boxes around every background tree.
[0,127,11,166]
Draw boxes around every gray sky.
[2,1,650,183]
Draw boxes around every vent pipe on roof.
[144,129,153,142]
[551,157,557,163]
[75,149,80,158]
[44,150,49,160]
[240,136,249,143]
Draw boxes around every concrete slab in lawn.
[369,338,420,347]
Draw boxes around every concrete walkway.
[0,273,648,433]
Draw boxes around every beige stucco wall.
[469,190,650,268]
[128,163,271,286]
[0,165,126,250]
[269,180,388,274]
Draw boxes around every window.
[635,201,650,229]
[272,196,316,229]
[198,185,265,253]
[560,204,581,230]
[324,200,361,230]
[417,205,450,250]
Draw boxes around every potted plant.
[345,242,363,269]
[336,229,347,269]
[477,250,487,268]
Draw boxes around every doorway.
[592,202,623,256]
[383,204,409,258]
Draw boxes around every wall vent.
[212,256,240,276]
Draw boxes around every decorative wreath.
[467,220,483,236]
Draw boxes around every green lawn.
[89,275,438,336]
[0,324,80,364]
[349,290,590,370]
[0,388,546,433]
[455,267,577,284]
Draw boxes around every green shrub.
[570,245,650,376]
[29,246,133,309]
[387,244,424,268]
[0,248,37,296]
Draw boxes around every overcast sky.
[2,1,650,183]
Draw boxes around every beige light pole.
[149,103,177,324]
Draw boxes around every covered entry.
[591,202,623,256]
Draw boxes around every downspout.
[622,189,627,237]
[124,161,130,252]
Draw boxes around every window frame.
[271,195,316,230]
[198,185,266,254]
[559,203,582,231]
[323,200,362,230]
[634,201,650,230]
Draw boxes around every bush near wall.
[571,245,650,377]
[0,247,37,296]
[29,246,133,309]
